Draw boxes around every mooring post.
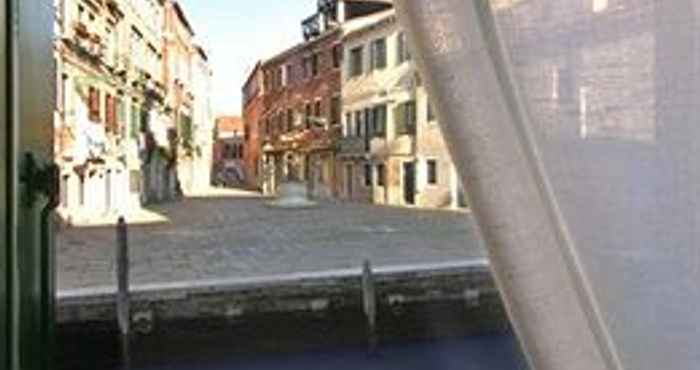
[116,216,130,335]
[116,216,131,369]
[362,259,377,354]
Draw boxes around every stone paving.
[57,190,486,291]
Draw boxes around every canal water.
[135,334,528,370]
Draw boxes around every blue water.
[141,334,528,370]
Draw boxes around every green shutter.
[395,103,407,135]
[130,104,139,139]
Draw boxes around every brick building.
[250,0,392,197]
[259,28,343,197]
[212,116,246,187]
[241,62,264,189]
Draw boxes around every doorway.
[403,161,416,205]
[345,164,353,199]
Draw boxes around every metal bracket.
[19,152,60,210]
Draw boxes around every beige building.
[339,10,467,209]
[53,0,213,223]
[54,0,168,223]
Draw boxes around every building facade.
[54,0,170,223]
[339,10,467,209]
[241,62,264,190]
[54,0,214,223]
[252,0,392,198]
[212,116,246,187]
[181,45,215,195]
[259,28,343,198]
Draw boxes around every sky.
[179,1,317,117]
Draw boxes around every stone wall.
[57,261,506,335]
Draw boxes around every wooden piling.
[361,259,377,353]
[116,216,130,336]
[116,216,131,369]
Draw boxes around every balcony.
[69,22,105,61]
[370,134,414,158]
[337,136,365,155]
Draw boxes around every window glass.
[349,46,363,77]
[427,159,438,185]
[364,163,373,186]
[377,163,386,186]
[371,38,387,70]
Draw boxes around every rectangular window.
[427,159,438,185]
[373,104,387,135]
[287,108,294,131]
[397,32,412,64]
[330,96,341,125]
[130,103,139,139]
[105,94,116,131]
[349,46,363,77]
[116,98,125,137]
[364,108,373,137]
[427,99,436,122]
[395,100,417,135]
[286,64,293,85]
[371,38,387,70]
[303,57,311,79]
[311,53,319,77]
[354,110,363,137]
[377,164,386,187]
[345,113,353,137]
[332,44,342,68]
[88,86,100,122]
[364,163,373,187]
[280,65,287,87]
[314,100,322,124]
[305,103,312,129]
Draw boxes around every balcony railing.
[337,136,365,154]
[71,21,105,60]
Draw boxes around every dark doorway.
[345,164,353,199]
[403,161,416,205]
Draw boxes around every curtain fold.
[396,1,700,369]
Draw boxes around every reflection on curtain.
[396,1,700,370]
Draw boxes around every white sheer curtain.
[396,1,700,369]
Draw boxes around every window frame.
[349,46,363,78]
[364,163,373,187]
[426,158,438,185]
[370,37,387,71]
[376,163,386,187]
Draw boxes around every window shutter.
[88,87,100,122]
[395,103,407,135]
[375,105,387,135]
[407,101,417,134]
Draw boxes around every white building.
[179,45,215,195]
[54,0,167,224]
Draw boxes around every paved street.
[57,191,486,291]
